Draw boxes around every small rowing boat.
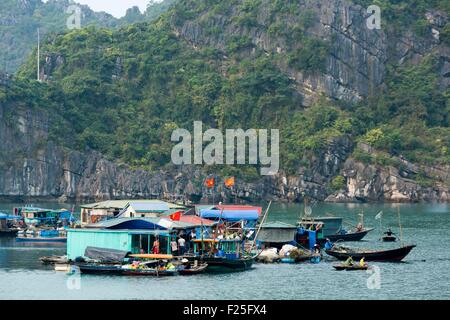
[333,264,369,271]
[381,235,397,242]
[122,268,178,276]
[76,263,124,275]
[327,228,375,242]
[178,263,208,275]
[40,255,68,265]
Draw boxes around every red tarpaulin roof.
[178,215,216,226]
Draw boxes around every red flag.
[224,177,235,188]
[205,177,215,188]
[170,211,182,221]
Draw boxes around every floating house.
[80,200,186,225]
[116,201,184,219]
[0,212,20,235]
[67,217,215,260]
[15,207,74,226]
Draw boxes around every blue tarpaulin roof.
[199,209,259,221]
[0,213,20,219]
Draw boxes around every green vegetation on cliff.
[0,0,177,74]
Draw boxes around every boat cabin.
[299,217,343,236]
[192,239,244,260]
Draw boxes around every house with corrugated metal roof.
[80,200,186,225]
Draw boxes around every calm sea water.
[0,202,449,300]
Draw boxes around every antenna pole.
[37,28,40,82]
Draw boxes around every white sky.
[44,1,156,18]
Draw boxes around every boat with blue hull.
[16,229,67,243]
[16,236,67,243]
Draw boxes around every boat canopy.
[199,209,259,221]
[84,246,130,263]
[258,221,297,243]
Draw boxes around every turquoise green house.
[67,228,174,260]
[66,217,204,260]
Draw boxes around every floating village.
[0,190,417,276]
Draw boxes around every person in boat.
[166,261,176,271]
[171,238,179,256]
[359,257,367,267]
[152,237,160,254]
[313,244,321,255]
[324,238,333,250]
[181,258,191,270]
[344,256,354,266]
[356,223,364,232]
[384,228,395,236]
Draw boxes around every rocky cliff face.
[1,92,448,203]
[174,0,387,105]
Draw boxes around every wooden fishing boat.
[187,255,254,271]
[129,254,173,260]
[76,263,124,275]
[381,235,397,242]
[333,264,369,271]
[327,228,374,242]
[178,263,208,275]
[0,229,19,237]
[40,255,68,265]
[189,238,254,272]
[325,244,416,262]
[122,268,178,276]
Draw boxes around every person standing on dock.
[171,238,179,256]
[152,237,160,255]
[188,229,196,252]
[178,236,186,256]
